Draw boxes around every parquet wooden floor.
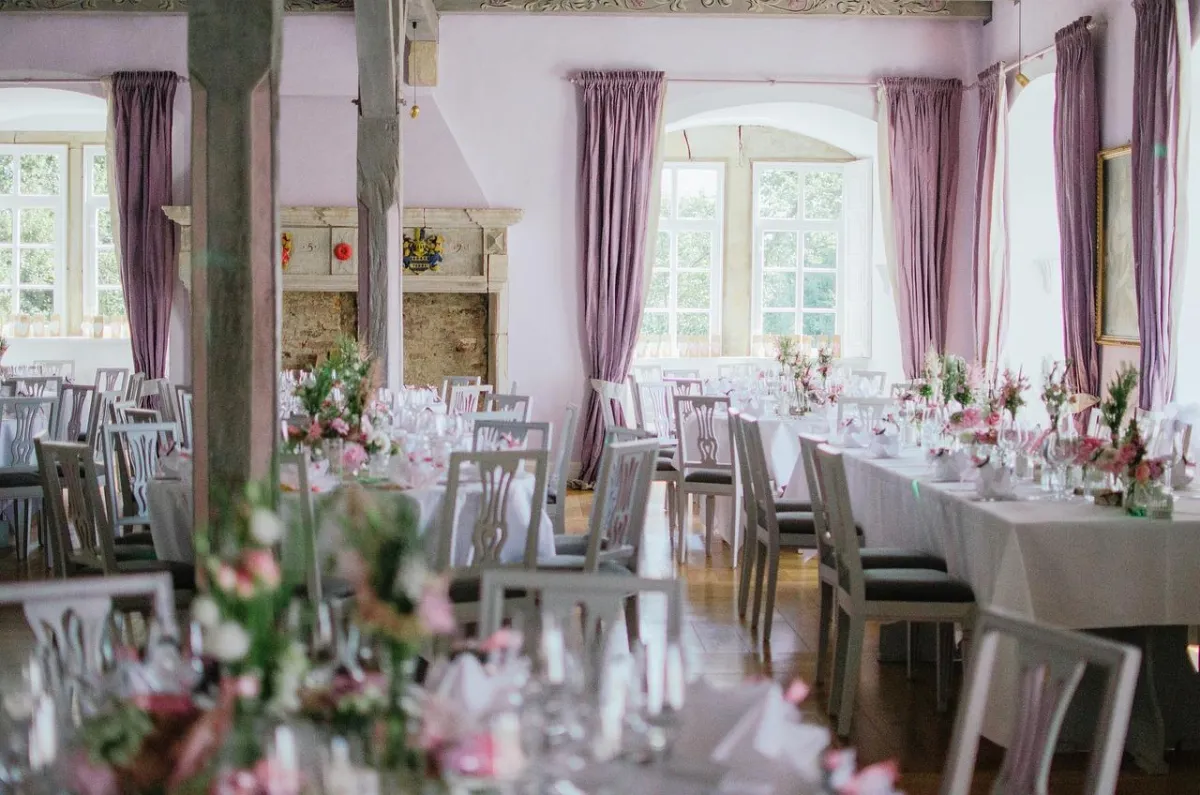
[0,486,1196,794]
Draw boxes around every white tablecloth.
[146,474,556,570]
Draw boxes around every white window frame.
[0,143,69,319]
[643,161,725,358]
[751,162,846,343]
[83,145,119,317]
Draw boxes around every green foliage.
[97,250,120,286]
[677,312,709,337]
[802,313,835,338]
[805,171,844,220]
[763,232,798,269]
[803,273,836,309]
[804,231,838,269]
[763,272,797,309]
[20,248,55,284]
[763,312,795,336]
[676,272,710,310]
[19,208,55,244]
[0,209,11,243]
[1102,362,1139,439]
[758,169,800,219]
[676,231,712,269]
[645,272,669,310]
[98,209,114,246]
[640,312,668,336]
[0,251,10,282]
[98,290,126,317]
[296,364,336,417]
[654,232,670,269]
[92,154,109,197]
[0,156,12,194]
[19,154,60,196]
[79,701,153,767]
[19,289,53,315]
[676,170,718,220]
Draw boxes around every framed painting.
[1095,144,1140,347]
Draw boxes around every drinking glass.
[1043,432,1076,500]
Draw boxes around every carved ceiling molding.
[0,0,991,16]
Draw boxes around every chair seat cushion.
[860,548,948,572]
[79,559,196,591]
[775,499,812,514]
[0,472,41,488]
[115,531,155,547]
[448,576,527,605]
[656,459,679,473]
[863,569,974,603]
[546,491,558,506]
[553,535,613,557]
[113,545,158,562]
[683,468,732,485]
[536,557,632,576]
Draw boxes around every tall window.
[0,145,67,316]
[640,163,724,357]
[753,163,843,340]
[84,146,121,317]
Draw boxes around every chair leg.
[675,488,688,566]
[835,615,866,737]
[703,496,715,558]
[762,546,779,644]
[15,500,27,562]
[906,622,915,681]
[737,524,757,619]
[936,622,954,713]
[828,607,849,718]
[816,580,833,686]
[666,482,678,545]
[624,594,640,648]
[750,540,767,631]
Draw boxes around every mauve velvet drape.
[111,71,179,380]
[882,77,963,378]
[577,71,666,483]
[973,63,1009,371]
[1053,17,1102,397]
[1132,0,1189,409]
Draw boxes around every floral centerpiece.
[1100,362,1138,441]
[1041,360,1073,430]
[0,333,8,362]
[994,368,1030,422]
[1092,422,1171,517]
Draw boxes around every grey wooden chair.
[472,419,552,452]
[0,395,58,560]
[546,403,579,537]
[672,393,735,563]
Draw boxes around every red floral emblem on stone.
[334,242,353,262]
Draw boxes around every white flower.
[397,557,429,603]
[249,507,285,546]
[269,642,309,714]
[210,621,251,662]
[190,595,220,628]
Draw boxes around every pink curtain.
[577,71,665,482]
[973,63,1009,371]
[1053,17,1101,396]
[111,71,179,380]
[1132,0,1188,409]
[883,77,963,378]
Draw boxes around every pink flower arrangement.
[1073,436,1106,467]
[342,441,368,471]
[947,406,984,432]
[329,417,350,437]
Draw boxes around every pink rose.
[214,564,238,593]
[342,442,368,471]
[330,417,350,437]
[306,420,322,443]
[234,674,261,700]
[440,734,499,777]
[235,573,256,599]
[243,549,281,588]
[1134,462,1151,483]
[418,576,456,635]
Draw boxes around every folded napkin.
[421,652,530,736]
[156,450,192,481]
[838,420,866,449]
[927,449,967,483]
[867,432,900,459]
[975,459,1016,500]
[1172,459,1195,491]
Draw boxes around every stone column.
[188,0,282,533]
[355,0,406,391]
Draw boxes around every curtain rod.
[567,75,876,88]
[0,76,191,85]
[964,18,1101,90]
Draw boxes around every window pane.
[97,249,120,286]
[0,209,10,243]
[640,311,668,336]
[99,290,126,317]
[677,313,710,337]
[677,231,712,270]
[654,231,670,270]
[659,170,672,220]
[804,231,838,269]
[0,156,12,194]
[803,273,837,309]
[676,169,718,220]
[19,289,53,315]
[805,171,843,220]
[0,250,10,282]
[0,291,10,315]
[762,312,795,336]
[757,169,799,219]
[97,209,114,246]
[20,249,55,285]
[92,154,109,197]
[645,271,669,309]
[762,231,798,269]
[762,271,797,309]
[803,313,836,337]
[676,272,710,310]
[19,154,61,196]
[19,208,55,244]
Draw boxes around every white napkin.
[426,653,529,722]
[839,420,866,449]
[156,450,192,481]
[867,433,900,459]
[928,450,967,483]
[975,460,1016,500]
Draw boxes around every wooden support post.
[189,0,282,534]
[355,0,407,390]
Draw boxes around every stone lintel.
[165,205,524,230]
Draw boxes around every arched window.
[1005,75,1064,421]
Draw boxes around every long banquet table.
[787,446,1200,771]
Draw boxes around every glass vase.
[1125,479,1172,519]
[368,450,391,479]
[324,438,345,478]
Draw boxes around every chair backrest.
[630,364,663,383]
[448,384,493,416]
[436,448,549,572]
[667,377,704,396]
[484,393,532,421]
[155,380,178,424]
[123,372,146,403]
[813,445,865,603]
[551,403,580,501]
[634,381,675,442]
[176,387,194,449]
[0,572,177,677]
[663,368,701,380]
[3,375,63,398]
[672,393,733,471]
[94,367,129,393]
[939,609,1141,795]
[717,363,755,380]
[798,434,835,568]
[837,396,893,429]
[31,359,75,378]
[55,383,95,443]
[103,421,180,531]
[479,569,685,657]
[35,439,119,577]
[124,408,162,425]
[590,378,630,431]
[740,415,789,545]
[582,437,658,570]
[0,396,58,473]
[729,411,758,534]
[850,370,887,396]
[140,377,169,403]
[280,450,319,603]
[442,375,482,403]
[473,420,552,452]
[890,381,920,399]
[86,389,123,456]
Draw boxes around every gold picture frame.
[1095,144,1140,347]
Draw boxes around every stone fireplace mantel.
[163,204,522,387]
